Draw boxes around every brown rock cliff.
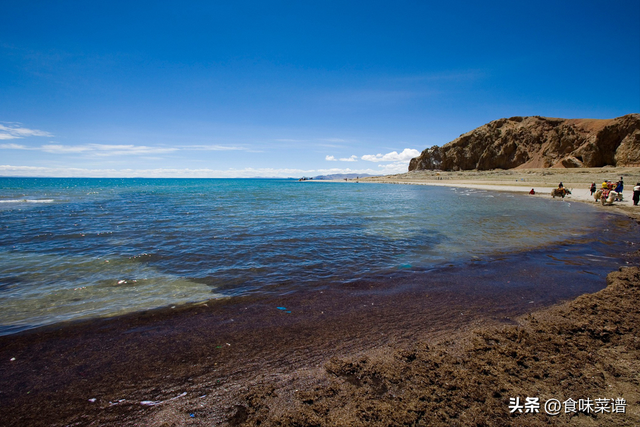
[409,114,640,171]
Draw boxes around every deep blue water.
[0,177,637,335]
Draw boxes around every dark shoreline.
[1,215,639,426]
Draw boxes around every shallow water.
[0,177,638,335]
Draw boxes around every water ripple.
[0,177,638,334]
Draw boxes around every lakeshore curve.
[1,170,639,426]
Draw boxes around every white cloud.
[0,143,179,156]
[0,124,53,140]
[0,143,28,149]
[39,144,179,156]
[40,144,91,153]
[185,145,251,151]
[0,165,389,178]
[361,148,420,162]
[376,162,413,174]
[327,155,358,162]
[0,141,256,156]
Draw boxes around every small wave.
[0,199,54,204]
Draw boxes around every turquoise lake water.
[0,177,637,335]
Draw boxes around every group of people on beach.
[588,177,640,206]
[591,178,623,200]
[529,177,640,205]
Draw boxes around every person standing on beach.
[590,183,596,195]
[633,183,640,206]
[615,181,624,201]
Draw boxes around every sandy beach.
[1,168,639,427]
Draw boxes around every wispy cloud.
[0,143,28,149]
[376,162,412,174]
[0,165,388,178]
[184,145,251,151]
[41,144,179,156]
[278,138,350,146]
[317,143,347,148]
[39,144,91,153]
[0,124,53,140]
[0,143,252,156]
[361,148,420,162]
[326,154,358,162]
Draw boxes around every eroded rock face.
[409,114,640,171]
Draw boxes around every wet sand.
[1,168,639,426]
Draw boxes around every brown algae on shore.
[2,254,638,426]
[227,267,640,426]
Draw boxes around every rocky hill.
[409,114,640,171]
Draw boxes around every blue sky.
[1,0,639,177]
